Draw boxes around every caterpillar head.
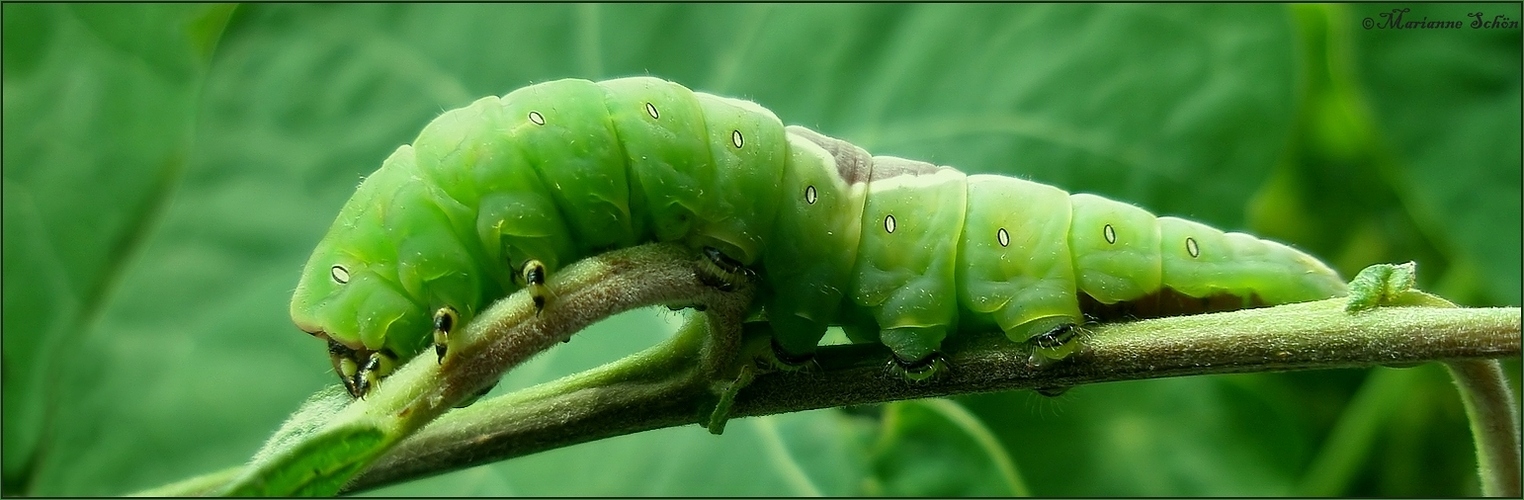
[292,251,423,350]
[291,224,428,396]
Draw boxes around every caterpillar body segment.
[848,165,969,366]
[290,77,1348,397]
[759,132,870,356]
[956,175,1083,351]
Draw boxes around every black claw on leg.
[433,306,459,365]
[362,352,381,373]
[359,352,383,395]
[696,246,752,292]
[352,371,370,399]
[328,341,399,399]
[522,260,548,315]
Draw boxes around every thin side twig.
[1445,359,1522,497]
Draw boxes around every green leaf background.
[3,3,1518,496]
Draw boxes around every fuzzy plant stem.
[1445,359,1522,497]
[345,292,1520,493]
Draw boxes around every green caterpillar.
[290,77,1348,397]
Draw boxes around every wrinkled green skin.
[291,77,1348,395]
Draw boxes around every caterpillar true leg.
[328,340,367,397]
[355,350,397,397]
[337,357,361,397]
[351,367,371,398]
[522,259,549,314]
[432,306,459,364]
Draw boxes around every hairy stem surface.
[347,296,1520,493]
[1446,359,1522,497]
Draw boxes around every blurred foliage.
[2,3,1518,496]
